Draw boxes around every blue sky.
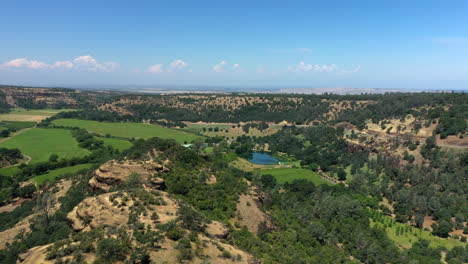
[0,0,467,89]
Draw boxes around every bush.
[96,238,130,263]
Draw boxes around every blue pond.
[249,152,278,165]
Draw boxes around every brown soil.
[437,135,468,148]
[0,198,30,213]
[231,184,272,235]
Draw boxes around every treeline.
[231,175,468,263]
[348,145,468,238]
[100,92,467,127]
[252,125,368,173]
[0,148,22,167]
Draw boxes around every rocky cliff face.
[88,159,169,191]
[18,159,255,264]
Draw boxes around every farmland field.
[52,118,202,143]
[258,167,329,185]
[32,163,96,185]
[0,128,90,163]
[99,137,133,151]
[0,108,77,122]
[0,121,36,130]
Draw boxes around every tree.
[177,204,207,232]
[260,174,277,189]
[431,220,452,238]
[49,154,59,162]
[415,214,424,229]
[337,169,347,181]
[0,129,10,138]
[37,193,55,226]
[96,238,130,263]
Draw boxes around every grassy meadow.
[0,108,76,122]
[0,121,36,130]
[0,166,21,177]
[0,128,90,163]
[259,167,329,185]
[231,157,329,185]
[99,137,133,151]
[53,119,202,143]
[32,163,96,185]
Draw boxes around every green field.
[0,128,90,163]
[6,108,77,116]
[52,119,202,143]
[32,163,96,185]
[0,108,77,122]
[0,121,36,130]
[259,168,329,185]
[0,166,21,177]
[371,214,465,249]
[99,137,133,151]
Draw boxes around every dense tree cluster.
[0,148,22,167]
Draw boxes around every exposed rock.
[21,189,254,264]
[206,174,217,184]
[17,245,51,264]
[67,190,178,232]
[67,192,130,231]
[89,159,169,191]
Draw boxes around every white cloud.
[52,60,74,69]
[2,58,49,69]
[1,55,117,72]
[341,65,361,74]
[213,60,227,72]
[72,55,118,72]
[233,63,243,72]
[169,59,189,71]
[288,61,337,72]
[148,64,163,73]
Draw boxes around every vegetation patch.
[31,163,96,186]
[370,212,465,249]
[52,118,202,143]
[0,166,21,177]
[258,168,329,185]
[0,121,36,130]
[0,128,90,163]
[0,108,76,122]
[99,137,132,151]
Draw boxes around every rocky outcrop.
[67,192,130,231]
[67,190,178,232]
[89,159,169,191]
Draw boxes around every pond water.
[249,152,278,165]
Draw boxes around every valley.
[0,86,466,264]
